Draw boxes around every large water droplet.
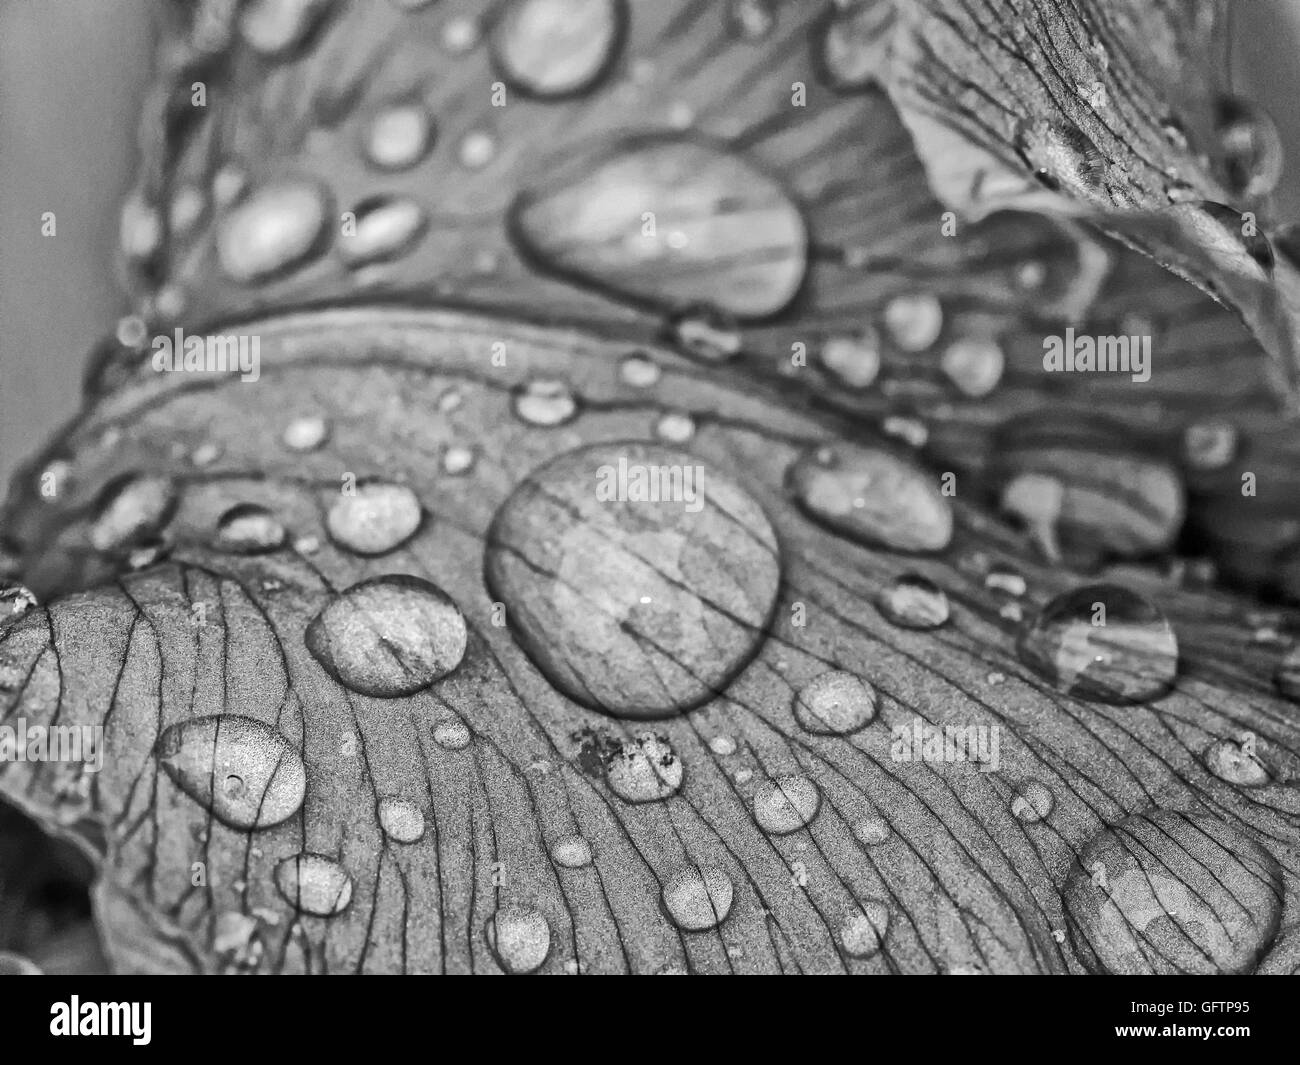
[485,442,781,718]
[605,733,682,803]
[511,379,579,427]
[792,670,877,735]
[217,503,287,554]
[378,795,426,842]
[1016,584,1178,704]
[661,863,734,931]
[362,101,435,171]
[156,714,306,830]
[90,475,176,553]
[1064,810,1282,974]
[305,575,468,697]
[486,905,551,973]
[841,900,889,958]
[339,196,428,266]
[511,136,808,318]
[325,482,422,555]
[274,853,354,917]
[1013,118,1108,197]
[550,835,593,868]
[753,775,821,834]
[217,180,329,283]
[787,445,953,553]
[491,0,624,99]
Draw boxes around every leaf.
[2,0,1299,975]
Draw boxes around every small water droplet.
[305,575,468,697]
[440,15,481,53]
[1064,810,1282,974]
[90,475,176,553]
[362,101,435,171]
[213,163,248,206]
[282,415,330,452]
[120,196,162,261]
[274,853,354,917]
[984,569,1027,597]
[1011,779,1055,822]
[491,0,624,99]
[841,900,889,957]
[156,714,306,830]
[619,352,662,388]
[458,129,498,170]
[217,503,287,554]
[606,733,682,803]
[1182,419,1238,471]
[378,795,426,842]
[511,378,579,427]
[941,336,1004,397]
[788,445,953,553]
[1013,118,1108,197]
[486,905,551,973]
[854,817,890,846]
[1016,584,1178,704]
[191,441,222,467]
[882,293,943,352]
[441,444,477,476]
[170,184,206,234]
[654,411,697,443]
[550,835,593,868]
[217,180,329,283]
[728,0,775,40]
[876,574,950,629]
[882,415,928,449]
[753,775,821,834]
[662,863,734,931]
[339,196,428,265]
[819,331,882,388]
[115,314,148,349]
[792,670,877,735]
[433,718,472,750]
[326,482,422,555]
[1204,739,1269,788]
[671,308,744,361]
[708,734,737,756]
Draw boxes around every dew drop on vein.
[156,714,306,830]
[792,670,877,735]
[486,905,551,973]
[605,733,682,803]
[1015,584,1177,704]
[433,718,472,750]
[1010,779,1055,823]
[378,795,426,843]
[274,853,354,917]
[662,864,734,931]
[841,900,890,958]
[550,835,593,868]
[1203,738,1270,788]
[753,774,821,834]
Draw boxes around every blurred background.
[1,0,1300,488]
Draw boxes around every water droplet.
[169,184,206,234]
[486,905,551,973]
[120,196,162,261]
[817,0,890,90]
[619,352,661,388]
[433,718,472,750]
[217,180,329,283]
[753,775,821,834]
[1215,97,1284,201]
[377,795,426,842]
[217,503,286,554]
[605,733,683,803]
[1013,118,1108,197]
[1182,419,1238,471]
[1011,779,1055,822]
[941,336,1005,397]
[1169,200,1274,278]
[362,101,435,171]
[441,444,476,476]
[305,575,468,697]
[212,163,248,206]
[191,441,222,467]
[841,900,889,957]
[511,379,578,427]
[90,475,176,553]
[326,482,422,555]
[274,853,354,917]
[491,0,624,99]
[671,308,744,361]
[661,863,734,931]
[708,734,737,757]
[655,411,697,443]
[339,197,428,266]
[984,569,1026,597]
[882,415,928,450]
[440,15,481,53]
[882,293,943,352]
[792,670,877,735]
[788,445,953,553]
[854,817,890,846]
[550,835,593,868]
[1016,584,1178,704]
[819,331,882,388]
[458,129,497,170]
[728,0,775,41]
[511,137,808,319]
[156,714,306,830]
[1064,810,1282,974]
[283,415,330,452]
[485,442,781,718]
[876,574,950,629]
[1204,739,1269,788]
